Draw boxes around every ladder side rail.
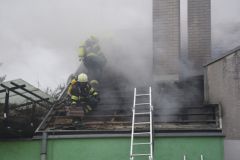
[149,86,153,160]
[130,88,137,159]
[184,155,187,160]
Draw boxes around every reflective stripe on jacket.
[71,95,79,101]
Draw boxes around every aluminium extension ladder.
[130,87,154,160]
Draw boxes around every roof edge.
[204,45,240,67]
[32,132,224,140]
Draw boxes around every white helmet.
[78,73,88,82]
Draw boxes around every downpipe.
[41,132,48,160]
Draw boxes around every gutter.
[33,132,224,140]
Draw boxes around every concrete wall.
[188,0,211,75]
[205,47,240,160]
[205,48,240,139]
[0,137,224,160]
[152,0,180,81]
[224,140,240,160]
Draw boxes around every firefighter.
[90,79,99,91]
[68,73,99,113]
[78,36,107,81]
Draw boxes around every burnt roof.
[35,71,222,136]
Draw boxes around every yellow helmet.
[78,73,88,82]
[90,35,98,43]
[90,80,99,85]
[90,35,97,40]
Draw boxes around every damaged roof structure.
[34,68,222,137]
[0,70,222,138]
[0,79,53,138]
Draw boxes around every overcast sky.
[0,0,239,89]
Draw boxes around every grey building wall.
[188,0,211,75]
[205,46,240,160]
[204,46,240,139]
[224,140,240,160]
[153,0,180,81]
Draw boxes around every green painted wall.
[0,140,40,160]
[47,138,130,160]
[154,137,224,160]
[0,137,224,160]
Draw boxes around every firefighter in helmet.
[67,73,99,113]
[78,36,107,81]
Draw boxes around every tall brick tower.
[152,0,211,80]
[152,0,180,81]
[188,0,211,74]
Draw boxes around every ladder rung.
[133,142,151,145]
[134,122,150,125]
[135,112,150,115]
[136,94,150,96]
[133,132,150,135]
[131,154,151,156]
[135,103,150,106]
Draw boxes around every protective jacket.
[68,80,99,112]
